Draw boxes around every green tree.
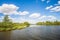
[36,22,44,25]
[24,22,30,27]
[2,15,13,28]
[3,15,11,23]
[54,20,60,25]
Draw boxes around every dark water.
[0,25,60,40]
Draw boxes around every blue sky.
[0,0,60,24]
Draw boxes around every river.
[0,25,60,40]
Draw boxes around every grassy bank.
[0,15,30,31]
[0,25,28,31]
[0,22,30,31]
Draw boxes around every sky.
[0,0,60,24]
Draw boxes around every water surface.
[0,25,60,40]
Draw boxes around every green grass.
[0,25,28,31]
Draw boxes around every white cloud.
[47,0,50,3]
[46,5,60,12]
[50,6,60,12]
[3,15,57,24]
[29,13,40,18]
[0,16,4,22]
[0,4,29,15]
[39,15,56,21]
[0,16,4,19]
[8,16,21,23]
[41,0,50,3]
[8,16,37,24]
[58,1,60,4]
[0,4,19,15]
[45,5,53,10]
[18,19,37,24]
[40,15,46,19]
[48,16,56,20]
[46,0,60,12]
[19,11,29,15]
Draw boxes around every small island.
[0,15,30,31]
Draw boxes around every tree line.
[36,21,60,25]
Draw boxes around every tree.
[3,15,11,23]
[54,20,60,25]
[36,22,44,25]
[1,15,13,28]
[24,22,30,27]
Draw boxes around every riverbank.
[0,25,29,32]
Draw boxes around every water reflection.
[0,31,11,40]
[0,25,60,40]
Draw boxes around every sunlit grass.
[0,23,30,31]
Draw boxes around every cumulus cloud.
[0,4,58,24]
[58,1,60,4]
[8,16,37,24]
[0,4,29,15]
[8,16,21,23]
[45,5,53,10]
[41,0,50,3]
[29,13,40,18]
[46,5,60,12]
[46,0,50,3]
[39,15,56,21]
[50,6,60,12]
[19,11,29,15]
[46,0,60,12]
[0,4,19,15]
[6,15,57,24]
